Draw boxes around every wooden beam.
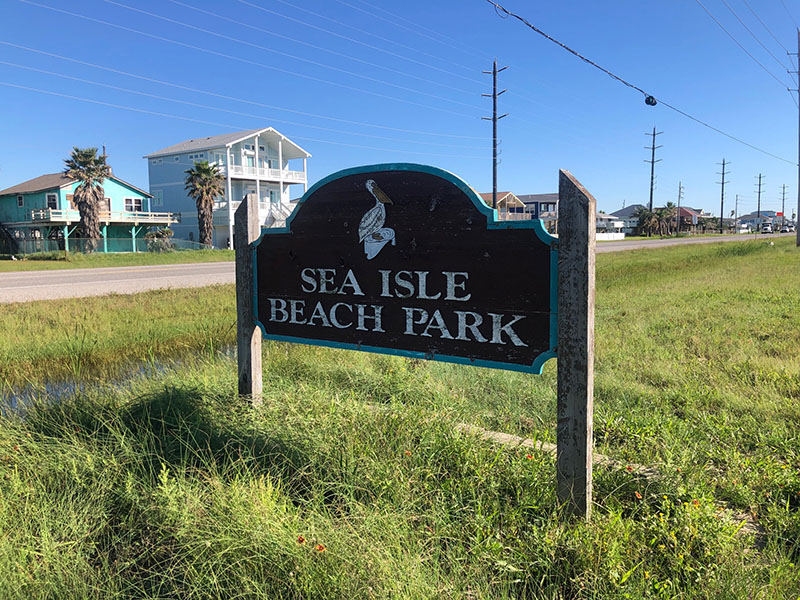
[556,169,596,520]
[235,193,263,404]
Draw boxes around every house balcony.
[221,165,306,183]
[24,208,180,226]
[212,200,294,228]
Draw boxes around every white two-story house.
[145,127,310,248]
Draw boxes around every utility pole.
[676,181,683,233]
[796,30,800,245]
[717,159,729,234]
[735,194,739,229]
[482,59,508,210]
[644,127,663,213]
[781,184,787,229]
[755,173,764,229]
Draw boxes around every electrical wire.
[101,0,481,112]
[0,60,489,151]
[485,0,796,166]
[0,42,485,140]
[741,0,790,54]
[269,0,478,76]
[238,0,482,86]
[693,0,792,88]
[779,0,800,30]
[0,81,486,159]
[163,0,481,98]
[333,0,489,63]
[717,0,790,71]
[18,0,481,119]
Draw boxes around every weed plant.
[0,238,798,598]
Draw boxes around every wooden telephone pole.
[645,127,663,212]
[717,159,729,234]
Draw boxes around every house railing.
[224,165,306,181]
[212,200,295,227]
[29,209,179,224]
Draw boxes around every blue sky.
[1,0,798,217]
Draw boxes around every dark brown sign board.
[252,164,557,373]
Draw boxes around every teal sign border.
[252,163,558,374]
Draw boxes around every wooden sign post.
[236,163,595,518]
[556,170,596,519]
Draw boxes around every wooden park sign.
[235,164,595,518]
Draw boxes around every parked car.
[780,226,790,233]
[761,223,773,233]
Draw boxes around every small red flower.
[625,465,633,472]
[692,499,699,507]
[634,491,643,500]
[12,445,19,452]
[525,454,534,460]
[296,535,306,545]
[404,450,412,456]
[314,544,326,553]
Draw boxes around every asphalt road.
[0,262,235,303]
[0,233,793,303]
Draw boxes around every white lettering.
[421,309,453,339]
[394,271,415,298]
[300,268,317,293]
[269,298,288,322]
[330,302,353,329]
[289,300,306,324]
[307,301,331,327]
[444,272,471,301]
[416,271,441,300]
[379,270,392,297]
[318,268,337,294]
[403,307,428,335]
[356,304,384,332]
[337,269,364,296]
[455,311,486,342]
[489,313,527,346]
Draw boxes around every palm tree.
[184,161,225,247]
[634,206,658,237]
[64,147,111,252]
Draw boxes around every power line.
[164,0,481,98]
[238,0,482,86]
[333,0,489,63]
[0,60,489,151]
[741,0,790,54]
[485,0,797,166]
[779,0,799,29]
[18,0,481,120]
[693,0,792,88]
[101,0,481,112]
[717,0,791,71]
[0,41,485,140]
[0,81,486,159]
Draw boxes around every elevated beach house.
[144,128,311,248]
[0,172,177,253]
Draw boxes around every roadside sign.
[252,164,557,373]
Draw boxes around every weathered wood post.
[556,169,596,520]
[235,193,262,404]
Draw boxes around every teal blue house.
[0,172,178,252]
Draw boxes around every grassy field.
[0,237,798,598]
[0,249,234,272]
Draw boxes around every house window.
[259,145,265,152]
[152,189,163,207]
[213,153,225,165]
[17,195,23,207]
[124,197,143,212]
[246,156,255,167]
[188,231,194,241]
[103,197,111,212]
[46,193,57,209]
[243,144,253,151]
[269,189,279,203]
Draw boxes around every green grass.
[0,249,234,271]
[0,237,799,598]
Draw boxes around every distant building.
[145,127,311,248]
[0,172,176,253]
[517,193,558,232]
[738,211,776,230]
[610,204,646,234]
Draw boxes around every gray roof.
[0,173,152,198]
[517,193,557,206]
[0,173,74,196]
[610,204,646,218]
[144,127,311,159]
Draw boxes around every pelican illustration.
[358,179,396,259]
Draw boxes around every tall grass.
[0,237,798,598]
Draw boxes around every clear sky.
[1,0,799,217]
